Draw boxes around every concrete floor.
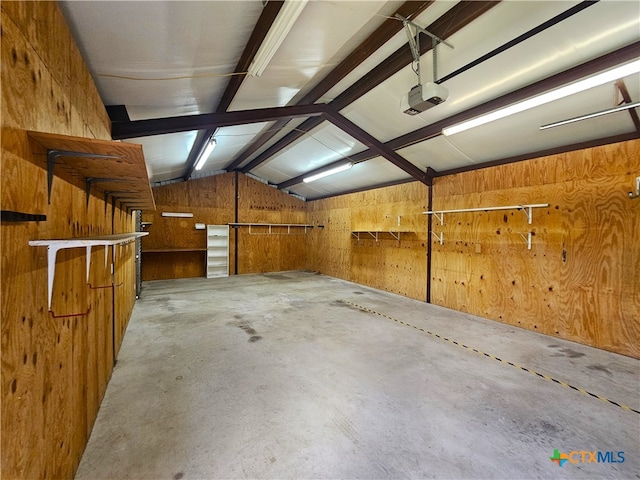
[76,271,639,480]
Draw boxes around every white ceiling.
[59,0,640,200]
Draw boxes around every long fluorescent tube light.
[303,163,352,183]
[161,212,194,218]
[540,101,640,130]
[247,0,309,77]
[442,59,640,136]
[194,138,217,171]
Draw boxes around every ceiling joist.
[224,1,435,172]
[111,104,330,139]
[234,1,498,174]
[182,1,285,181]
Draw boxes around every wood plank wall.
[306,182,429,300]
[431,139,640,358]
[1,3,137,479]
[142,173,307,279]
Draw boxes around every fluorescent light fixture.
[194,138,216,171]
[303,163,352,183]
[161,212,194,218]
[247,0,309,77]
[442,59,640,136]
[540,101,640,130]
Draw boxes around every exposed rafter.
[223,1,435,172]
[237,1,498,174]
[615,79,640,134]
[111,104,330,139]
[111,103,431,186]
[181,1,284,181]
[277,40,640,189]
[323,110,430,185]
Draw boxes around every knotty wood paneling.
[1,3,138,479]
[307,182,429,300]
[431,140,639,358]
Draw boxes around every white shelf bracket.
[432,231,443,245]
[367,231,378,242]
[433,212,444,225]
[45,246,61,310]
[518,206,534,224]
[389,231,400,241]
[519,232,532,250]
[86,246,92,282]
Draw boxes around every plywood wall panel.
[143,172,307,279]
[307,182,428,301]
[431,139,639,358]
[2,3,136,479]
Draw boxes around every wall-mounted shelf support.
[229,223,313,235]
[1,210,46,222]
[85,178,131,208]
[47,150,121,204]
[29,232,148,309]
[424,204,549,221]
[431,231,443,245]
[424,203,548,248]
[351,230,412,245]
[28,131,156,211]
[518,232,532,250]
[431,212,444,225]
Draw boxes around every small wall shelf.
[351,230,413,243]
[423,203,549,250]
[423,204,549,224]
[27,131,155,211]
[229,223,314,235]
[29,232,148,309]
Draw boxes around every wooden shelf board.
[27,130,156,210]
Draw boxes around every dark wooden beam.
[226,1,435,172]
[182,1,284,180]
[324,110,430,185]
[616,79,640,134]
[111,104,330,139]
[238,1,498,173]
[277,42,640,190]
[339,41,640,163]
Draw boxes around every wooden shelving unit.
[27,131,156,211]
[29,232,148,309]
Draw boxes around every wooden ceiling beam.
[237,1,498,174]
[279,41,640,190]
[111,104,330,139]
[615,79,640,134]
[225,0,438,172]
[324,110,430,185]
[181,1,285,180]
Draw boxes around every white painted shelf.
[423,203,549,249]
[29,232,148,309]
[229,223,313,234]
[206,225,229,278]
